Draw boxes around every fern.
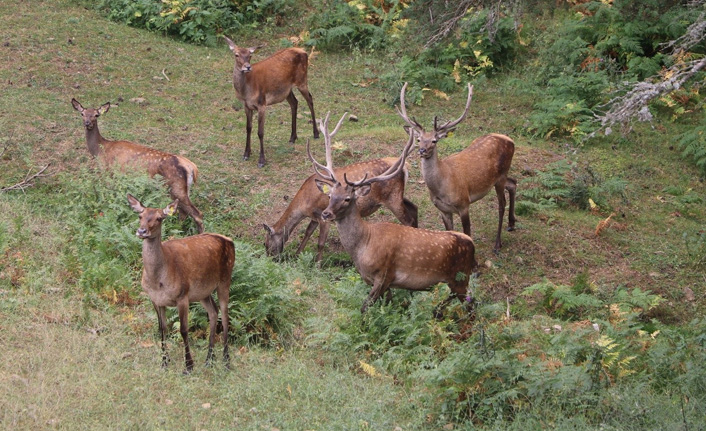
[678,125,706,175]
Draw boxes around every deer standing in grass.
[127,194,235,373]
[263,118,418,261]
[72,99,205,233]
[224,36,319,167]
[396,83,517,253]
[309,112,478,315]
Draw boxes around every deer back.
[147,234,235,307]
[428,133,515,205]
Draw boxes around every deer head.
[396,82,473,159]
[72,98,110,131]
[223,36,263,74]
[127,194,179,240]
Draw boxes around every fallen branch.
[1,163,52,192]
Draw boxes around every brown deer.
[224,36,319,167]
[72,98,205,233]
[263,114,418,261]
[396,83,517,253]
[127,194,235,373]
[309,112,478,316]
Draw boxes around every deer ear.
[436,128,453,140]
[314,179,332,195]
[164,200,179,217]
[355,184,371,198]
[98,103,110,115]
[223,35,236,50]
[263,224,275,235]
[127,193,144,213]
[71,98,84,112]
[249,45,262,54]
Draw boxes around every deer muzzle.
[136,228,149,239]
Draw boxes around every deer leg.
[440,211,454,232]
[217,285,230,368]
[315,221,331,263]
[154,304,169,368]
[494,183,507,253]
[459,208,472,238]
[296,220,319,256]
[298,87,319,139]
[176,299,194,374]
[172,184,204,234]
[244,107,253,161]
[361,279,388,313]
[256,107,267,167]
[286,91,298,145]
[200,295,218,367]
[505,177,517,231]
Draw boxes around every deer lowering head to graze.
[396,82,517,253]
[72,98,205,233]
[224,36,319,167]
[127,194,235,373]
[308,112,477,316]
[263,116,418,261]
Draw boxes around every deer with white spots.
[309,112,478,316]
[72,98,205,233]
[263,118,418,261]
[397,83,517,253]
[127,194,235,373]
[224,36,319,167]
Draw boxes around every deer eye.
[344,197,351,203]
[431,139,437,144]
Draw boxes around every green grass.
[1,0,705,429]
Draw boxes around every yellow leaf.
[433,89,450,101]
[359,360,380,378]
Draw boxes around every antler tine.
[436,83,474,132]
[306,138,335,182]
[396,82,424,131]
[346,129,415,188]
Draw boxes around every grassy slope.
[0,0,704,429]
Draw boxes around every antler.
[435,83,473,133]
[345,129,415,188]
[307,111,348,182]
[395,82,424,131]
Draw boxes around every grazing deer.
[72,98,205,233]
[224,36,319,167]
[309,113,478,315]
[127,194,235,373]
[396,82,517,253]
[263,144,418,262]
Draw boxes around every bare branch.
[1,164,52,193]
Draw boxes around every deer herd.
[71,37,517,372]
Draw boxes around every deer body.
[224,36,319,167]
[309,113,477,315]
[397,84,517,252]
[264,157,418,261]
[128,194,234,373]
[72,99,204,233]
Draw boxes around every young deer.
[396,83,517,253]
[309,113,478,316]
[127,194,235,373]
[72,98,205,233]
[224,36,319,167]
[263,114,418,261]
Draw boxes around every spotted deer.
[72,98,205,233]
[263,119,418,261]
[396,83,517,253]
[127,194,235,373]
[309,112,477,316]
[224,36,319,167]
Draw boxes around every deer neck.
[231,69,250,99]
[85,124,106,157]
[420,152,446,193]
[141,235,167,285]
[273,203,307,244]
[334,205,370,253]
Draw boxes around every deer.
[396,82,517,253]
[308,112,478,316]
[224,36,319,167]
[127,194,235,373]
[72,98,205,233]
[263,117,418,261]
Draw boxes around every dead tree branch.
[1,163,52,193]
